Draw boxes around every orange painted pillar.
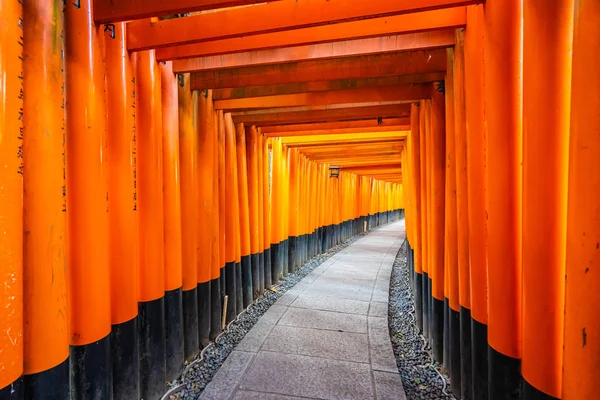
[453,27,472,400]
[246,126,262,295]
[0,0,23,396]
[419,100,430,340]
[444,48,461,394]
[22,0,69,396]
[104,21,139,399]
[257,132,266,291]
[483,0,523,396]
[65,0,111,396]
[464,5,489,399]
[224,113,239,322]
[217,111,227,308]
[160,61,184,381]
[288,148,300,270]
[263,137,272,287]
[134,49,166,399]
[209,105,222,340]
[410,104,424,333]
[179,76,201,354]
[270,138,283,283]
[282,146,291,273]
[231,120,243,316]
[430,83,446,363]
[563,4,600,399]
[522,0,573,398]
[236,123,253,308]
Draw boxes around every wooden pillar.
[65,0,111,396]
[179,77,201,354]
[21,0,69,397]
[270,138,282,283]
[410,104,423,334]
[453,27,472,400]
[247,126,262,296]
[263,136,272,288]
[209,105,222,341]
[104,21,139,399]
[0,0,24,396]
[224,113,239,323]
[160,61,184,382]
[257,132,266,291]
[483,1,523,396]
[464,5,489,399]
[522,0,573,398]
[236,123,253,308]
[563,3,600,398]
[419,100,430,340]
[217,111,227,312]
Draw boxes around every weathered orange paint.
[65,0,111,344]
[563,3,600,398]
[236,123,252,258]
[105,21,139,324]
[0,0,23,387]
[522,0,573,396]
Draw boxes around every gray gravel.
[162,232,369,400]
[388,242,456,400]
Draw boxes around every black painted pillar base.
[264,247,272,288]
[489,346,521,400]
[271,242,281,285]
[472,318,489,400]
[422,272,430,338]
[431,297,444,362]
[414,272,423,332]
[289,236,298,273]
[258,252,265,294]
[522,380,559,400]
[320,227,326,254]
[209,277,222,341]
[235,261,243,315]
[460,307,473,400]
[241,255,253,309]
[251,253,260,300]
[197,281,211,348]
[281,239,289,276]
[225,261,237,324]
[71,334,112,399]
[23,357,69,399]
[183,287,199,359]
[444,298,450,367]
[450,307,462,397]
[165,288,184,381]
[111,317,139,400]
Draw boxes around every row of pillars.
[0,1,404,399]
[402,3,599,400]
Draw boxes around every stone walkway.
[200,221,407,400]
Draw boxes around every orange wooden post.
[464,5,488,398]
[210,104,222,341]
[282,146,291,273]
[65,0,111,396]
[0,0,23,396]
[134,49,166,399]
[104,21,139,399]
[246,126,262,296]
[236,123,253,308]
[263,137,272,287]
[483,1,523,396]
[270,138,283,283]
[224,113,239,322]
[419,100,430,340]
[288,148,299,270]
[522,0,573,398]
[410,103,424,333]
[453,27,472,400]
[160,61,184,381]
[444,47,461,393]
[257,132,266,291]
[179,75,201,354]
[21,0,69,397]
[430,82,446,363]
[218,111,227,310]
[562,4,600,398]
[231,119,243,316]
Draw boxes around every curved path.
[200,220,407,400]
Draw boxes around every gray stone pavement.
[200,221,407,400]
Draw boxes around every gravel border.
[388,242,456,400]
[163,231,370,400]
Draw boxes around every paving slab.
[201,221,407,400]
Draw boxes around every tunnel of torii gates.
[0,0,598,400]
